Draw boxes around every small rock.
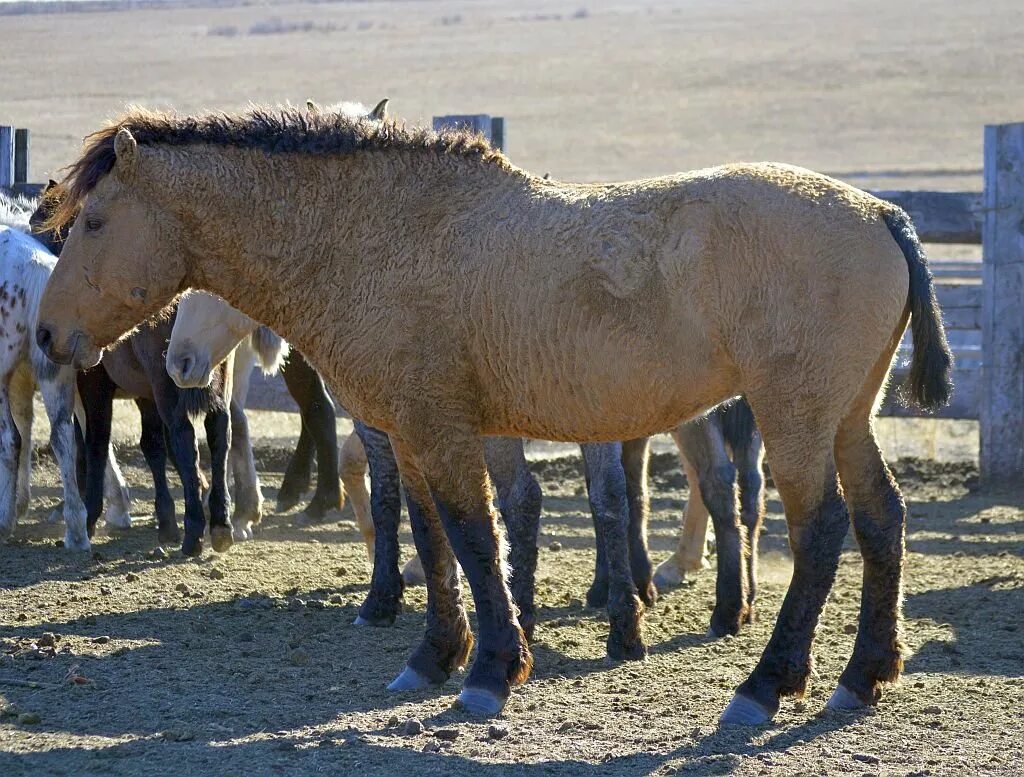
[422,741,441,753]
[209,568,226,581]
[568,598,584,608]
[288,649,311,667]
[17,712,41,725]
[236,632,255,643]
[852,753,880,765]
[276,741,296,751]
[843,623,857,635]
[922,705,942,715]
[174,582,190,595]
[91,636,111,645]
[125,573,140,583]
[16,613,27,622]
[548,541,562,552]
[334,567,348,577]
[793,701,806,713]
[149,547,168,560]
[980,516,991,524]
[402,719,423,736]
[557,721,573,733]
[99,586,113,596]
[434,728,459,741]
[37,632,59,648]
[387,715,400,727]
[329,594,344,605]
[487,723,509,740]
[318,737,335,748]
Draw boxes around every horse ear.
[370,98,389,120]
[113,127,139,180]
[46,179,59,191]
[306,99,320,114]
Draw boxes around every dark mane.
[46,105,511,231]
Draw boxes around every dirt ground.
[1,417,1021,776]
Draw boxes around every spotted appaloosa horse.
[0,192,134,549]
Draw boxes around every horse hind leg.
[653,440,711,589]
[228,399,262,541]
[729,405,766,623]
[9,366,34,522]
[339,429,372,559]
[828,358,908,709]
[721,398,849,725]
[38,369,91,550]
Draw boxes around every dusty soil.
[1,436,1021,776]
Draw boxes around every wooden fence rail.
[3,117,1022,485]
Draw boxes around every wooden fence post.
[0,127,14,189]
[980,122,1024,485]
[14,129,29,186]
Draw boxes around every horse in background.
[0,191,132,549]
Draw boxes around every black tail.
[883,208,954,410]
[716,397,757,450]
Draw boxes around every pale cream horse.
[36,108,952,722]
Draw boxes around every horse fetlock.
[606,593,647,662]
[180,533,204,558]
[356,590,403,626]
[62,525,91,551]
[586,574,609,609]
[157,519,181,546]
[408,622,475,684]
[709,601,749,638]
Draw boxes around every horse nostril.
[36,325,53,352]
[177,354,194,378]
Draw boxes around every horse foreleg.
[204,404,233,553]
[10,367,34,523]
[353,420,404,626]
[484,437,542,642]
[76,367,116,541]
[622,437,656,606]
[582,442,647,662]
[0,382,21,542]
[137,399,178,546]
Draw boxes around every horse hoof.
[826,684,866,710]
[719,693,774,726]
[62,530,91,552]
[457,687,506,716]
[181,536,203,558]
[387,666,433,692]
[158,524,181,546]
[211,526,233,553]
[104,507,133,530]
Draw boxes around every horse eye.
[85,217,103,232]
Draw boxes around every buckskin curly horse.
[35,107,952,723]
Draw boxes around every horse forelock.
[48,104,512,232]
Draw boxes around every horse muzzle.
[35,324,102,369]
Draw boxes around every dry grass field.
[0,1,1022,775]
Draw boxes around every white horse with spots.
[0,192,132,549]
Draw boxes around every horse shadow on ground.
[904,576,1024,679]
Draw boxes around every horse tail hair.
[250,326,288,375]
[882,208,954,410]
[719,397,757,451]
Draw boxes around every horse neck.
[159,144,530,364]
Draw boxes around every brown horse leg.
[484,437,542,642]
[393,433,531,715]
[582,442,647,661]
[733,426,766,623]
[722,413,848,724]
[623,437,656,607]
[385,440,473,691]
[676,417,749,637]
[830,395,907,708]
[654,441,711,588]
[338,431,372,558]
